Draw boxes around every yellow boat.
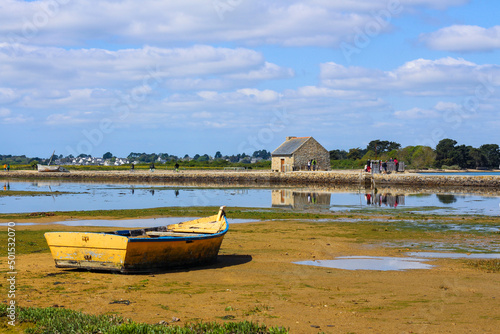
[45,206,228,273]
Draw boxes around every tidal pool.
[295,256,435,271]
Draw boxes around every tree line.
[2,139,499,170]
[329,139,500,170]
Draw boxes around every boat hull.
[37,164,69,172]
[45,210,228,273]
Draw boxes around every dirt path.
[6,219,500,333]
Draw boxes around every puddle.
[407,252,500,259]
[0,218,257,228]
[295,256,434,271]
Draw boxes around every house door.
[280,159,285,172]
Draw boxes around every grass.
[0,304,288,334]
[0,206,360,221]
[0,230,51,257]
[465,259,500,273]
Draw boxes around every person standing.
[7,164,10,172]
[312,158,317,171]
[307,160,311,171]
[174,162,179,172]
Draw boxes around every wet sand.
[4,215,500,333]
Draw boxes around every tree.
[329,149,348,160]
[479,144,500,168]
[103,152,113,160]
[411,146,436,169]
[366,140,401,156]
[468,148,486,168]
[197,154,210,162]
[214,151,222,159]
[252,150,271,160]
[434,138,457,168]
[347,148,363,160]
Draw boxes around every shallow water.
[2,180,500,215]
[0,217,257,228]
[295,256,435,271]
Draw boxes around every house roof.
[272,137,311,156]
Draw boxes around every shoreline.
[2,169,500,188]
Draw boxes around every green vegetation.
[0,191,74,197]
[330,138,500,170]
[465,259,500,273]
[0,304,288,334]
[0,230,52,257]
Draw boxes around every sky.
[1,0,500,158]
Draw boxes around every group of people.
[307,159,318,171]
[365,158,399,174]
[3,164,10,171]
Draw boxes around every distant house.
[271,136,330,172]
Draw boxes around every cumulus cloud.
[420,25,500,52]
[0,44,292,92]
[394,107,439,119]
[0,0,468,48]
[320,57,500,97]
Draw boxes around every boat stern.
[45,232,129,271]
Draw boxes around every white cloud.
[0,44,290,92]
[394,107,439,119]
[0,108,11,117]
[420,25,500,52]
[2,113,34,124]
[0,88,18,103]
[0,0,468,48]
[320,57,500,97]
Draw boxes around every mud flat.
[3,214,500,334]
[2,170,500,189]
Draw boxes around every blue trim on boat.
[128,216,229,243]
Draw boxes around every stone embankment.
[2,170,500,188]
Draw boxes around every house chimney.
[286,136,296,141]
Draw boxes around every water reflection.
[436,194,457,204]
[272,190,331,209]
[365,192,405,208]
[1,179,500,215]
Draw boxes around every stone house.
[271,136,330,172]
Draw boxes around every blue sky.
[1,0,500,158]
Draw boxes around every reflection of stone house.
[271,136,330,172]
[272,190,331,209]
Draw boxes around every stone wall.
[271,156,294,172]
[294,138,330,171]
[2,170,500,189]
